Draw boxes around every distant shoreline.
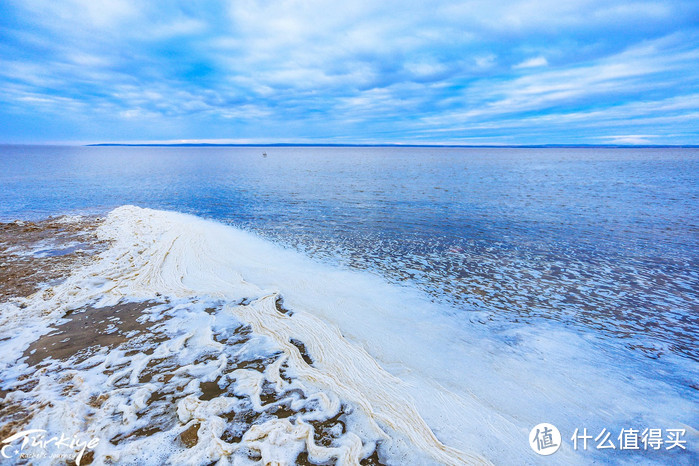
[84,143,699,148]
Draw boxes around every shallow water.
[1,145,697,363]
[0,146,697,464]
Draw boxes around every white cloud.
[19,0,139,31]
[513,56,548,69]
[140,18,208,40]
[404,61,448,78]
[474,54,497,69]
[604,135,655,144]
[420,34,699,129]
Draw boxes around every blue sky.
[1,0,698,145]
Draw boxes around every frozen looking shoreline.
[0,206,696,464]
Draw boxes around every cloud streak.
[0,0,697,144]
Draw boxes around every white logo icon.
[529,423,561,455]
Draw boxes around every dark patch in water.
[275,294,293,316]
[290,338,313,366]
[239,297,252,306]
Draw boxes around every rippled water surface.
[1,145,697,364]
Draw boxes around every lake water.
[0,145,697,464]
[2,145,697,362]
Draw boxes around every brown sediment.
[289,338,314,366]
[23,300,167,367]
[0,399,48,443]
[110,425,165,446]
[309,408,347,447]
[77,449,95,465]
[275,295,293,315]
[0,216,106,300]
[0,217,108,446]
[179,422,201,448]
[359,448,384,465]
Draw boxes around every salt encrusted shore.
[0,216,386,465]
[0,209,486,465]
[0,216,105,301]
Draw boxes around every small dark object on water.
[262,152,267,158]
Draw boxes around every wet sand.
[0,216,105,300]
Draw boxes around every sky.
[0,0,698,145]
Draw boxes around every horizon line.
[2,142,698,148]
[85,142,699,148]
